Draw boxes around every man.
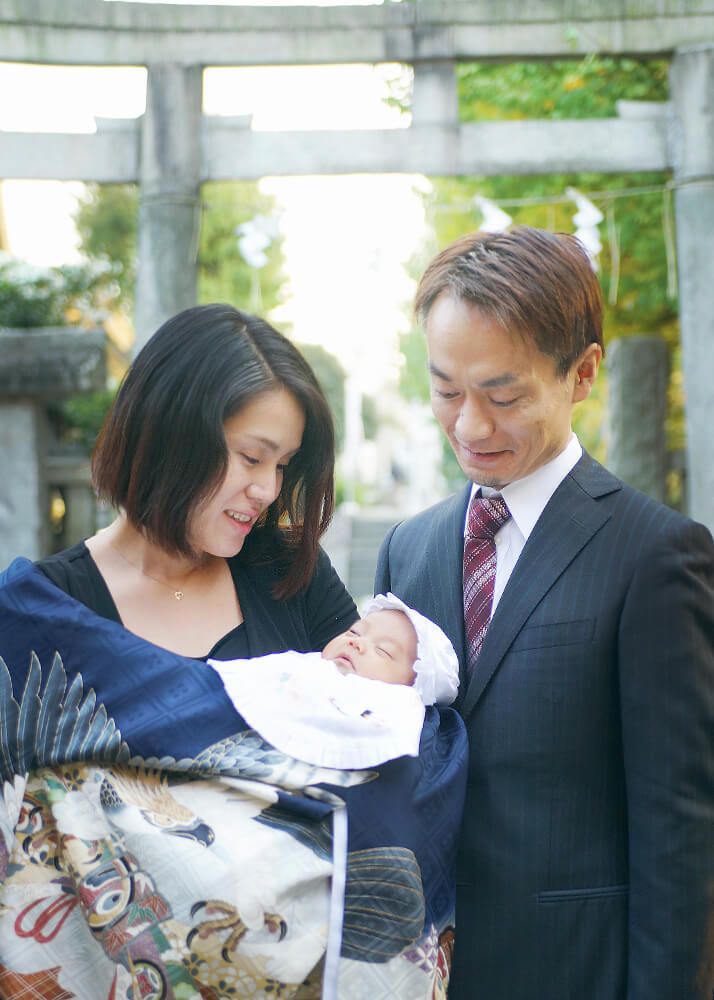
[374,226,714,999]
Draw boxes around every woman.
[37,302,358,658]
[0,304,467,999]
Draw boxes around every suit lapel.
[459,454,620,720]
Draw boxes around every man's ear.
[572,343,603,402]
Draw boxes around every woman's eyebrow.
[228,433,284,452]
[249,434,281,450]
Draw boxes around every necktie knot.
[467,494,511,540]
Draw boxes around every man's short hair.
[415,226,604,375]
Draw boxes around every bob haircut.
[414,225,604,376]
[92,304,335,598]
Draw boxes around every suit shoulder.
[389,490,466,541]
[592,470,713,550]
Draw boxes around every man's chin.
[458,463,509,490]
[454,446,513,490]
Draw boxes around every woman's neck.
[96,516,213,587]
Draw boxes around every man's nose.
[455,396,495,442]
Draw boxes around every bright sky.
[0,1,433,391]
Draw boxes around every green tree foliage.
[399,324,431,404]
[75,180,286,315]
[198,183,284,313]
[0,253,122,453]
[0,254,115,328]
[451,56,675,350]
[299,342,346,450]
[291,342,377,454]
[361,394,378,442]
[70,180,288,450]
[457,57,668,122]
[400,57,680,489]
[49,389,118,452]
[75,184,136,308]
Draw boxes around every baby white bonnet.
[361,593,460,706]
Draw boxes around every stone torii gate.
[1,0,713,531]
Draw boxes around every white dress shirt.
[465,434,583,614]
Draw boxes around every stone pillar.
[411,61,459,126]
[134,63,203,355]
[670,45,714,530]
[0,402,48,567]
[605,335,669,502]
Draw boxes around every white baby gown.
[208,651,426,769]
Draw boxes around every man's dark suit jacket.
[374,452,714,1000]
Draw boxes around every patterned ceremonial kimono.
[0,560,467,1000]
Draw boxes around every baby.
[209,593,459,769]
[322,607,418,687]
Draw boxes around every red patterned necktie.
[463,493,511,678]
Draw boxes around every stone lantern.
[0,326,106,568]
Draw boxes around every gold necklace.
[110,541,196,601]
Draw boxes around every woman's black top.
[36,541,358,662]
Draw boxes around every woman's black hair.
[92,304,336,598]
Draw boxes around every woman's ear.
[572,343,603,401]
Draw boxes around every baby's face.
[322,609,417,686]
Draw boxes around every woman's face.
[188,388,305,559]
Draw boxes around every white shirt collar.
[468,434,582,541]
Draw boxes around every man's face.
[426,293,599,490]
[322,610,417,686]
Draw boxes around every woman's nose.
[246,468,279,503]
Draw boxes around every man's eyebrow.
[478,373,519,389]
[428,363,519,390]
[428,361,452,381]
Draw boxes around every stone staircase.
[322,508,401,605]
